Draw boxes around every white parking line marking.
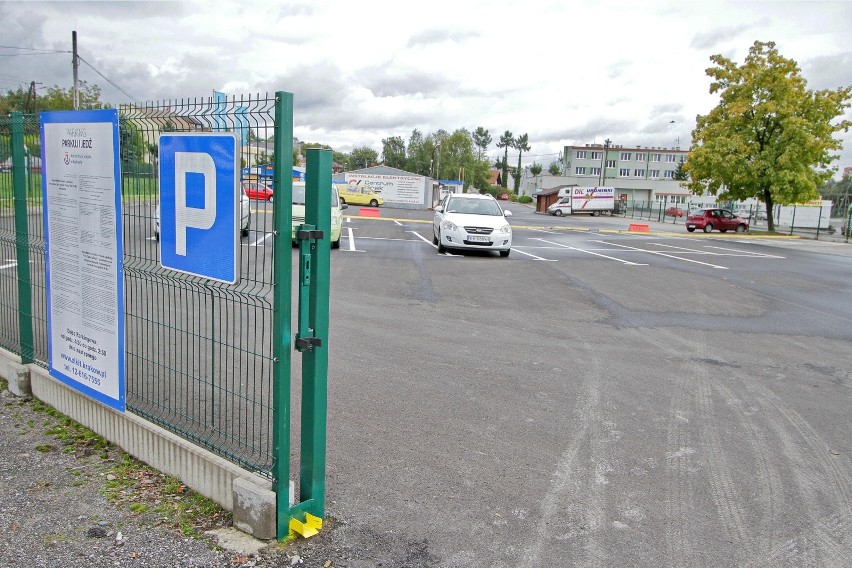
[250,233,273,247]
[409,231,437,248]
[342,227,366,252]
[533,238,646,265]
[650,243,722,255]
[394,220,403,226]
[592,240,729,269]
[511,248,557,261]
[704,245,785,258]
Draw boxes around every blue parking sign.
[159,133,240,283]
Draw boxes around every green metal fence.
[0,112,44,366]
[3,93,331,538]
[120,94,282,475]
[4,94,285,475]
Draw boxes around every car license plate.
[467,235,488,242]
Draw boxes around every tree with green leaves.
[0,81,108,113]
[513,133,530,193]
[548,162,561,176]
[530,162,543,192]
[350,146,379,170]
[381,136,407,169]
[405,129,430,175]
[673,157,688,181]
[497,131,513,189]
[472,127,492,162]
[684,41,852,231]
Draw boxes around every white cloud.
[1,0,850,173]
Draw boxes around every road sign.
[159,133,240,283]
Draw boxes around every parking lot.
[6,201,852,566]
[284,204,852,566]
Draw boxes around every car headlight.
[441,219,459,231]
[498,224,511,234]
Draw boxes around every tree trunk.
[763,188,775,232]
[514,152,523,193]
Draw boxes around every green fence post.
[298,149,331,519]
[271,91,295,540]
[11,112,34,364]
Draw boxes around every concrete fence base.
[0,347,277,540]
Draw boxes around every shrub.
[518,195,533,204]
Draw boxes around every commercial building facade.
[519,142,693,206]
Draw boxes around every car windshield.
[446,198,503,216]
[293,184,338,206]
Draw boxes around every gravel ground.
[0,383,411,568]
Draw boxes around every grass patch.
[102,453,229,537]
[14,393,231,539]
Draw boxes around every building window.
[649,169,660,178]
[590,151,602,160]
[619,168,631,176]
[620,152,631,161]
[664,170,674,178]
[576,150,587,159]
[651,153,662,162]
[590,167,601,176]
[636,153,646,161]
[575,167,586,175]
[606,160,616,168]
[666,154,677,163]
[634,169,645,177]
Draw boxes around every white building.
[517,142,692,206]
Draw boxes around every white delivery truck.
[548,187,615,216]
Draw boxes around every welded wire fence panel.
[120,94,277,476]
[0,120,19,354]
[0,115,48,364]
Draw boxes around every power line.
[76,54,134,101]
[0,45,69,56]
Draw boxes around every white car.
[432,193,513,257]
[291,182,347,249]
[154,191,251,241]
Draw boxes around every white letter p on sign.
[174,152,217,256]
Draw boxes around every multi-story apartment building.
[560,142,690,204]
[519,142,692,205]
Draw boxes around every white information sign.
[344,173,426,205]
[40,109,125,412]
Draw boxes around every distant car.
[499,193,510,200]
[291,183,346,249]
[338,183,383,207]
[155,189,251,241]
[665,207,685,217]
[685,208,749,233]
[432,193,513,257]
[242,180,274,201]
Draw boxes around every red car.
[665,207,685,217]
[685,208,749,233]
[242,180,274,201]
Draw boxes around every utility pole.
[599,138,611,186]
[72,31,79,110]
[25,81,38,113]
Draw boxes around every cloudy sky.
[2,0,851,173]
